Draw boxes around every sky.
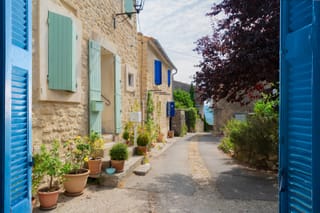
[138,0,218,84]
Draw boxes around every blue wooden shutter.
[115,55,122,134]
[89,40,103,134]
[166,102,175,117]
[168,70,171,87]
[280,1,320,212]
[1,0,32,212]
[48,11,76,92]
[154,60,162,85]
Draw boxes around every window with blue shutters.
[168,70,171,87]
[154,60,162,85]
[48,11,76,92]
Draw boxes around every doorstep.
[97,155,144,187]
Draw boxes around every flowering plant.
[87,131,104,159]
[62,136,90,174]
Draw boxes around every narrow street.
[36,133,278,213]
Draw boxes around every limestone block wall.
[32,0,139,147]
[171,110,185,136]
[213,99,253,135]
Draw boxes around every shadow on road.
[216,167,278,201]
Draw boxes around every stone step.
[98,155,144,187]
[102,134,114,143]
[134,163,151,176]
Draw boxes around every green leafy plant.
[122,131,130,141]
[33,140,65,192]
[62,136,90,174]
[137,132,150,146]
[87,131,104,159]
[109,143,129,160]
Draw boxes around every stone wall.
[213,99,253,135]
[171,110,186,136]
[32,0,139,147]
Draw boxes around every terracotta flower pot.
[168,130,174,138]
[63,168,89,196]
[111,160,125,173]
[37,187,60,210]
[137,146,147,155]
[88,158,102,175]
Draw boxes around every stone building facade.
[32,0,140,147]
[137,33,176,137]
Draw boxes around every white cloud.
[138,0,220,84]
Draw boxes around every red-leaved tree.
[194,0,279,104]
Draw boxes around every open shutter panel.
[48,11,76,92]
[124,0,134,14]
[280,0,320,212]
[2,0,33,212]
[154,60,162,85]
[115,55,122,134]
[89,40,102,134]
[168,70,171,87]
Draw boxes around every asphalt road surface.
[124,133,278,213]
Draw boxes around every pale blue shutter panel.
[280,0,320,212]
[115,55,122,134]
[48,11,76,92]
[124,0,134,13]
[2,0,33,212]
[154,60,162,85]
[89,40,103,134]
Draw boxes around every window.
[154,60,162,85]
[48,11,76,92]
[126,64,136,92]
[128,73,134,87]
[124,0,134,18]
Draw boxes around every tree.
[189,83,196,107]
[194,0,279,104]
[173,89,193,109]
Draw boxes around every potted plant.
[137,132,150,155]
[87,131,104,175]
[109,143,129,172]
[33,140,65,210]
[122,130,132,146]
[62,136,90,196]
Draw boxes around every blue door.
[1,0,32,212]
[280,0,320,212]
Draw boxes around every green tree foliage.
[173,89,193,109]
[189,84,196,107]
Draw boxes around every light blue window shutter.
[280,1,320,212]
[2,0,33,212]
[168,70,171,87]
[89,40,102,134]
[124,0,134,14]
[154,60,162,85]
[48,11,76,92]
[115,55,122,134]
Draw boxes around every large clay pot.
[37,187,60,210]
[88,158,102,175]
[111,160,125,173]
[63,168,89,196]
[168,130,174,138]
[137,146,147,155]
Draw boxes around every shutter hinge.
[279,168,286,192]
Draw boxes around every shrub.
[122,131,130,141]
[219,96,279,169]
[137,133,150,146]
[185,107,197,132]
[109,143,129,161]
[87,131,104,159]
